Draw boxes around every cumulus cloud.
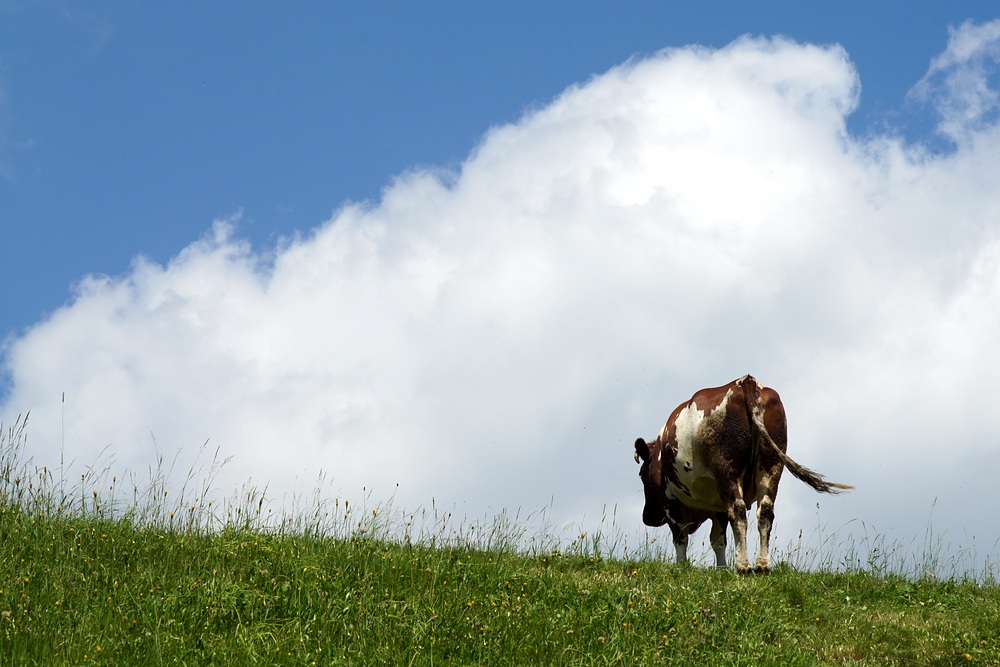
[4,32,1000,569]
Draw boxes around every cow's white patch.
[661,390,733,512]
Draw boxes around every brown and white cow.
[634,374,851,573]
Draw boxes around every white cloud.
[911,18,1000,144]
[4,32,1000,572]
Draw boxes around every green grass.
[2,418,998,666]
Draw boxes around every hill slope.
[1,502,997,666]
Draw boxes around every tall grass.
[2,416,998,665]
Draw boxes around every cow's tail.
[739,375,853,495]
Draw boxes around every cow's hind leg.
[728,498,751,573]
[754,496,775,572]
[755,477,780,573]
[709,513,728,568]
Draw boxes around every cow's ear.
[634,438,650,463]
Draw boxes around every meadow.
[2,417,998,666]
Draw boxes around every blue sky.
[4,3,1000,573]
[3,1,996,338]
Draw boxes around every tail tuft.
[777,453,854,494]
[741,375,853,495]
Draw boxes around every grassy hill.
[2,422,998,665]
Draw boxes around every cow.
[633,374,851,573]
